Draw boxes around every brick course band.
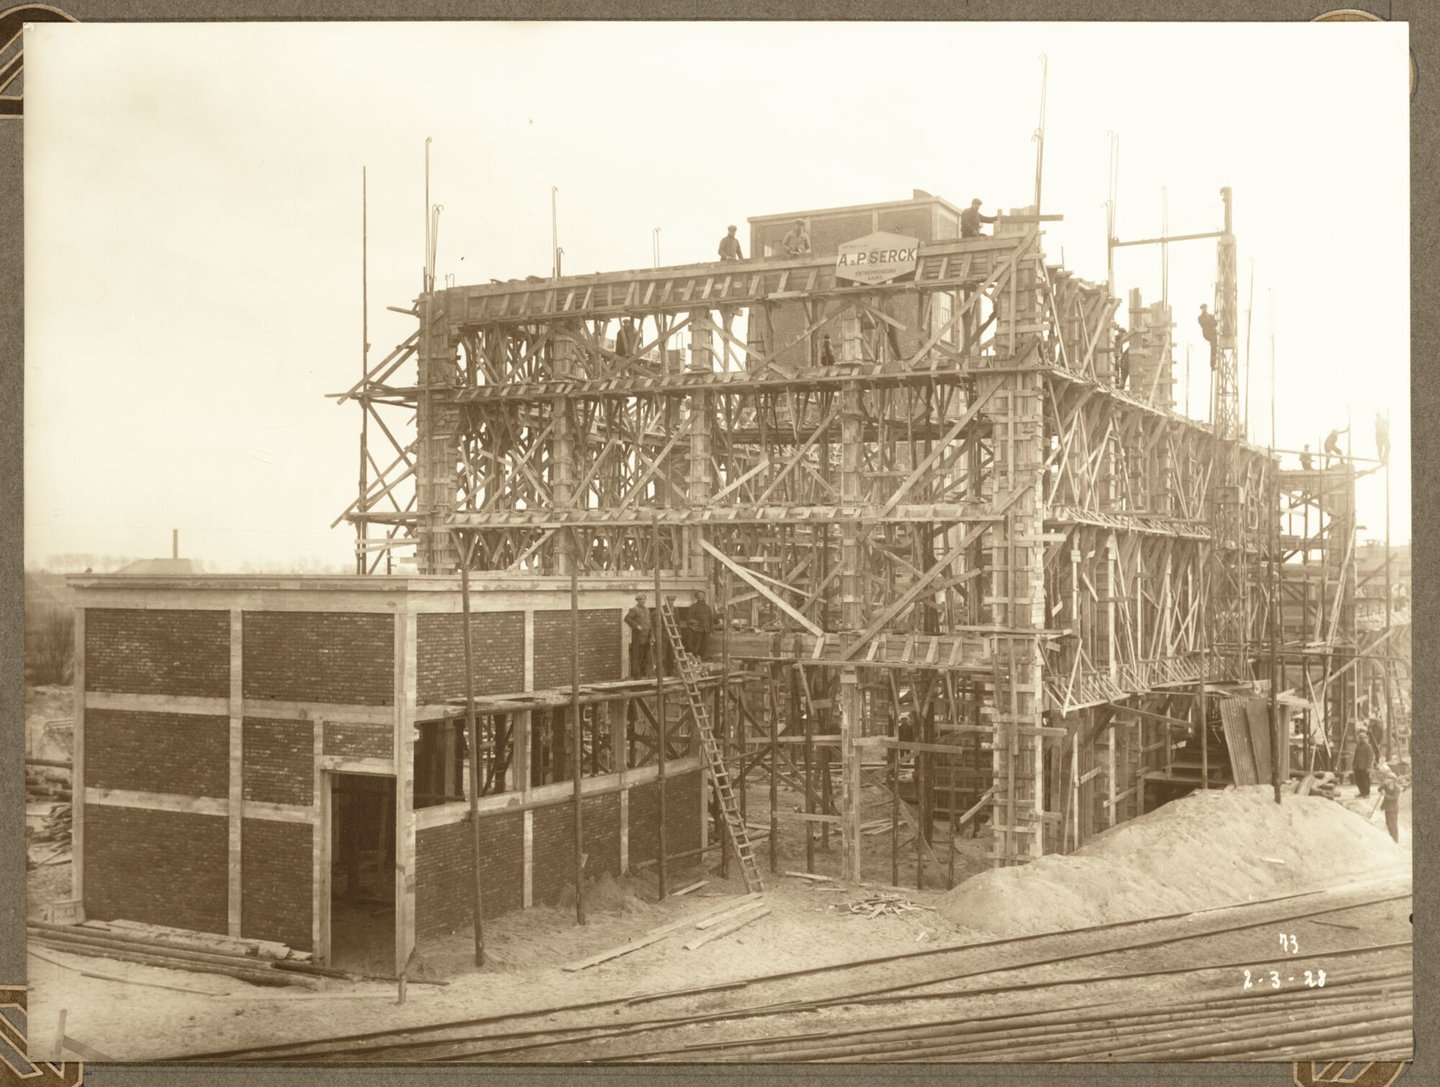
[83,805,228,934]
[242,718,315,805]
[240,818,313,951]
[85,709,228,798]
[533,609,622,690]
[416,612,525,704]
[242,611,393,705]
[323,720,393,761]
[85,608,229,697]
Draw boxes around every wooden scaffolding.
[335,196,1282,874]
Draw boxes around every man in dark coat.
[685,590,716,659]
[1352,727,1375,798]
[1197,304,1218,369]
[625,593,651,678]
[960,199,996,239]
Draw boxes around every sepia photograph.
[18,16,1413,1070]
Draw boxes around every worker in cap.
[1352,725,1375,798]
[782,218,812,257]
[625,593,652,678]
[960,198,996,239]
[718,225,743,262]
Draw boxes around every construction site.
[26,185,1413,1065]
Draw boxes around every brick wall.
[85,710,228,798]
[530,803,575,907]
[414,812,523,939]
[85,608,229,698]
[83,805,228,933]
[530,790,629,906]
[416,613,525,703]
[628,778,659,867]
[242,718,314,805]
[626,770,702,869]
[242,612,393,705]
[240,818,313,951]
[532,610,621,690]
[322,721,392,761]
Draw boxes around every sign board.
[835,231,921,286]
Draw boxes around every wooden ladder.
[658,597,764,893]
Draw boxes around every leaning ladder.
[658,598,764,892]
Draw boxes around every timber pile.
[27,919,323,989]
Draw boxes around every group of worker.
[623,591,716,678]
[1349,723,1404,843]
[717,198,999,264]
[1296,415,1390,471]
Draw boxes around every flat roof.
[65,573,702,593]
[749,193,966,225]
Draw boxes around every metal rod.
[423,137,432,291]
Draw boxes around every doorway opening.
[328,772,395,975]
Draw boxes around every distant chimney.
[172,529,179,560]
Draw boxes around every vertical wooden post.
[889,738,899,886]
[769,665,779,874]
[455,532,485,966]
[801,667,814,873]
[570,558,586,923]
[228,609,243,937]
[71,606,85,908]
[651,519,667,899]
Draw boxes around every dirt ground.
[22,675,1415,1063]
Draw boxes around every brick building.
[67,574,707,974]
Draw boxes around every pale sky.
[24,21,1411,569]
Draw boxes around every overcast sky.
[24,20,1410,569]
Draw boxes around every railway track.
[184,876,1412,1064]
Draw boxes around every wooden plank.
[693,900,768,930]
[684,907,770,951]
[560,894,761,970]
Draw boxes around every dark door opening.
[329,772,395,975]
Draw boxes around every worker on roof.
[960,199,996,239]
[718,225,744,262]
[1299,444,1314,471]
[1197,304,1218,369]
[1352,725,1374,798]
[1375,412,1391,465]
[625,593,652,678]
[1323,425,1348,465]
[782,218,812,257]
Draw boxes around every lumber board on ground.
[561,894,761,970]
[683,908,771,951]
[693,900,768,930]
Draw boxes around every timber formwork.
[338,197,1279,872]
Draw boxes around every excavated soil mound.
[938,786,1405,937]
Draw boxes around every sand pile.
[938,786,1405,937]
[556,870,653,915]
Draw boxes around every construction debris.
[839,893,935,918]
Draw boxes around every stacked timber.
[27,919,323,989]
